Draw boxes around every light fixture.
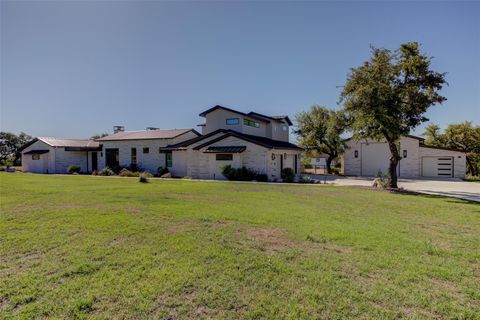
[271,154,276,160]
[403,150,407,158]
[354,150,358,158]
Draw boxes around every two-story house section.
[163,105,302,181]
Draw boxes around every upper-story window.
[226,118,240,125]
[244,119,260,128]
[282,125,288,131]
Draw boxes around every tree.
[294,106,348,174]
[340,42,447,188]
[90,133,109,140]
[423,124,444,147]
[0,132,33,165]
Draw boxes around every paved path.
[307,175,480,202]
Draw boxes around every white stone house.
[342,135,466,178]
[20,137,101,174]
[21,105,302,180]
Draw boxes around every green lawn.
[1,173,479,319]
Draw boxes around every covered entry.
[422,157,453,177]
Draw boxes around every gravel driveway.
[307,175,480,202]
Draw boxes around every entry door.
[422,157,453,177]
[105,149,119,168]
[91,152,98,171]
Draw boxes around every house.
[21,105,302,180]
[162,106,302,180]
[342,135,466,178]
[20,137,101,174]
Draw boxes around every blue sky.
[1,1,479,138]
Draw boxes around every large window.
[216,154,233,161]
[105,148,119,168]
[244,119,260,128]
[226,118,240,125]
[131,148,137,165]
[165,151,172,167]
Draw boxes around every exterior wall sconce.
[271,154,276,160]
[403,150,407,158]
[354,150,358,158]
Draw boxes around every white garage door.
[422,157,453,177]
[361,143,391,176]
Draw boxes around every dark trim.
[419,145,464,153]
[96,129,201,142]
[65,146,102,151]
[199,105,270,123]
[19,138,40,152]
[23,149,49,155]
[204,146,246,153]
[248,112,293,126]
[194,133,272,150]
[344,134,425,142]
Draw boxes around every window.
[32,154,40,160]
[131,148,137,165]
[165,151,172,167]
[226,118,240,125]
[243,119,260,128]
[216,154,233,161]
[143,147,149,154]
[282,125,288,132]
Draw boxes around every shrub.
[304,163,313,169]
[98,167,115,176]
[221,165,268,182]
[67,165,81,174]
[299,175,314,184]
[141,171,153,178]
[119,168,139,177]
[91,170,98,176]
[157,167,169,177]
[138,172,150,183]
[281,168,295,183]
[331,167,340,175]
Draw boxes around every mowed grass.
[0,173,479,319]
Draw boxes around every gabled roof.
[162,129,302,151]
[20,137,100,151]
[247,112,293,126]
[199,105,270,123]
[96,129,200,141]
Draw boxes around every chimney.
[146,127,159,131]
[113,126,125,133]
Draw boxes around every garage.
[422,156,453,177]
[361,142,394,176]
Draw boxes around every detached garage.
[20,137,101,174]
[343,135,466,178]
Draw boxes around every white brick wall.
[419,147,466,178]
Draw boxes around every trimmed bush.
[157,167,169,177]
[91,170,98,176]
[221,165,268,182]
[119,168,139,177]
[138,172,150,183]
[281,168,295,183]
[331,167,340,175]
[67,165,81,174]
[98,167,115,176]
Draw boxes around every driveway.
[307,175,480,202]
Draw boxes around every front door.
[105,148,119,168]
[91,152,98,171]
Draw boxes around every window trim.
[243,118,260,128]
[165,151,172,168]
[225,118,240,125]
[216,154,233,161]
[131,148,137,165]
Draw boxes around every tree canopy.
[340,42,447,187]
[294,105,348,174]
[0,132,33,166]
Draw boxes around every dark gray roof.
[96,129,200,141]
[204,146,247,153]
[23,149,49,155]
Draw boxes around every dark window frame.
[131,148,137,165]
[32,154,40,160]
[226,118,240,125]
[216,154,233,161]
[243,118,260,128]
[143,147,149,154]
[165,151,173,168]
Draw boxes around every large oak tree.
[340,42,447,188]
[294,106,348,174]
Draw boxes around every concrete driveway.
[307,175,480,202]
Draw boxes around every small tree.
[90,133,109,140]
[294,106,348,174]
[0,132,32,166]
[340,42,447,188]
[423,124,444,147]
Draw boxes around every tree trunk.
[466,156,476,176]
[386,140,401,188]
[326,155,334,174]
